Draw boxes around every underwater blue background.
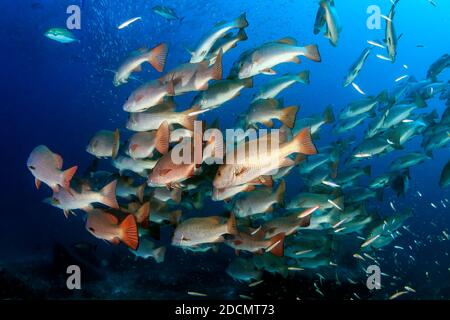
[0,0,449,299]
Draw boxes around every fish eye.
[52,198,60,204]
[28,165,35,170]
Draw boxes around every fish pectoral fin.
[159,168,172,176]
[261,68,276,75]
[35,178,41,190]
[63,210,70,219]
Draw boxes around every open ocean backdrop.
[0,0,449,299]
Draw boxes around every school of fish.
[33,1,450,299]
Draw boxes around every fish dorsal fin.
[105,213,119,225]
[53,153,63,169]
[276,37,297,45]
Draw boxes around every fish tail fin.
[237,28,248,41]
[227,214,239,236]
[291,128,317,155]
[155,121,170,155]
[267,233,285,257]
[297,70,310,84]
[119,215,139,250]
[211,49,223,80]
[170,210,182,225]
[112,129,120,159]
[323,105,335,124]
[62,166,78,190]
[171,188,182,204]
[275,180,286,207]
[136,183,146,203]
[148,43,168,72]
[136,201,150,225]
[303,44,321,62]
[235,13,249,28]
[100,180,119,209]
[279,105,298,128]
[153,246,166,263]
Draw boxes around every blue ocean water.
[0,0,449,299]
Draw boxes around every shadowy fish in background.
[130,238,166,263]
[226,257,262,282]
[44,28,78,43]
[152,5,184,23]
[343,48,371,87]
[439,160,450,188]
[314,0,342,47]
[384,0,401,63]
[427,53,450,81]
